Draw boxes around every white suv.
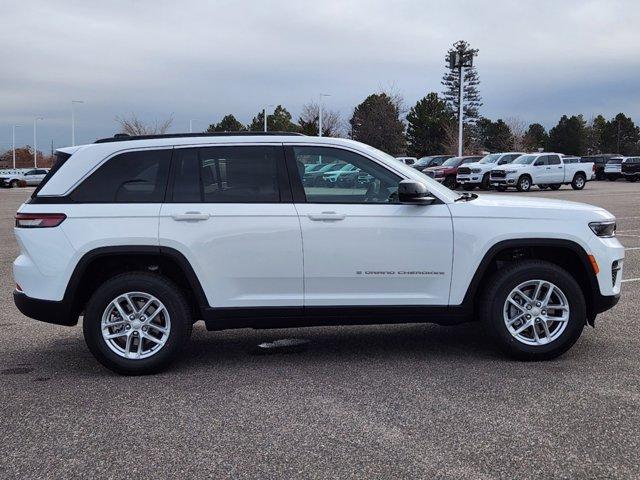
[456,152,524,190]
[13,133,623,374]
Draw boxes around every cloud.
[1,0,639,150]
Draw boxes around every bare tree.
[115,113,174,136]
[505,116,527,151]
[298,101,344,137]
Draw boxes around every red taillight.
[15,213,66,228]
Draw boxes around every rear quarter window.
[70,149,171,203]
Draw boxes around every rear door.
[287,145,453,306]
[159,144,303,309]
[547,155,564,183]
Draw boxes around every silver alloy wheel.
[503,280,570,346]
[520,177,530,190]
[575,176,585,188]
[101,292,171,359]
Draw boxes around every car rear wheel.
[479,260,586,360]
[571,173,586,190]
[83,272,192,375]
[516,176,531,192]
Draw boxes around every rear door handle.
[172,212,210,221]
[307,212,346,221]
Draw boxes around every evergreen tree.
[548,115,587,155]
[349,93,406,155]
[585,115,607,154]
[523,123,549,151]
[405,92,454,157]
[474,118,513,152]
[248,105,300,132]
[602,113,639,155]
[206,114,246,132]
[441,40,482,124]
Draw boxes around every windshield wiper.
[454,192,478,202]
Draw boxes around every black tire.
[479,260,586,361]
[480,173,491,190]
[462,184,476,191]
[596,171,605,181]
[443,176,457,189]
[571,173,586,190]
[516,175,532,192]
[626,176,638,183]
[83,272,193,375]
[538,184,549,190]
[9,179,19,188]
[549,184,561,191]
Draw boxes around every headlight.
[505,170,518,174]
[589,221,616,237]
[471,168,481,173]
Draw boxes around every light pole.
[263,105,275,132]
[71,100,84,146]
[12,125,22,169]
[33,117,43,168]
[318,93,331,137]
[189,119,197,133]
[449,51,473,157]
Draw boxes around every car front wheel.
[479,260,586,360]
[516,176,531,192]
[83,272,192,375]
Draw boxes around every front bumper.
[457,175,482,185]
[490,177,517,187]
[13,291,77,326]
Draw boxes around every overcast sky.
[2,0,639,151]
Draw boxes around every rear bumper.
[13,291,77,326]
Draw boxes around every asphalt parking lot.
[1,181,639,479]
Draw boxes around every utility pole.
[71,100,84,146]
[12,125,21,169]
[263,105,275,132]
[318,93,331,137]
[189,119,197,133]
[449,50,473,157]
[33,117,43,168]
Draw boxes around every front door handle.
[172,212,210,221]
[307,212,346,221]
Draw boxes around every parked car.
[395,156,417,166]
[13,133,623,374]
[621,156,640,182]
[412,155,453,170]
[456,152,524,190]
[490,153,594,192]
[303,161,343,186]
[581,154,620,180]
[0,168,48,188]
[423,155,483,189]
[604,157,625,181]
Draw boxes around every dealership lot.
[1,182,639,479]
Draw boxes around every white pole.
[189,119,195,133]
[33,117,43,168]
[12,126,16,169]
[318,93,331,137]
[264,107,267,132]
[458,65,464,157]
[71,100,84,146]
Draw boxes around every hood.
[449,193,614,222]
[493,163,527,171]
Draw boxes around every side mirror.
[398,180,436,205]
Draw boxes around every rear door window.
[71,149,171,203]
[171,146,283,203]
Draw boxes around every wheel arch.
[462,239,600,324]
[64,246,208,323]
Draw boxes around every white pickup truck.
[490,153,594,192]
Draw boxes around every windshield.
[479,154,501,164]
[442,157,464,167]
[607,159,623,165]
[415,156,435,167]
[512,155,537,165]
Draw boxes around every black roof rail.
[94,131,306,144]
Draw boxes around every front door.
[287,145,453,306]
[159,145,303,308]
